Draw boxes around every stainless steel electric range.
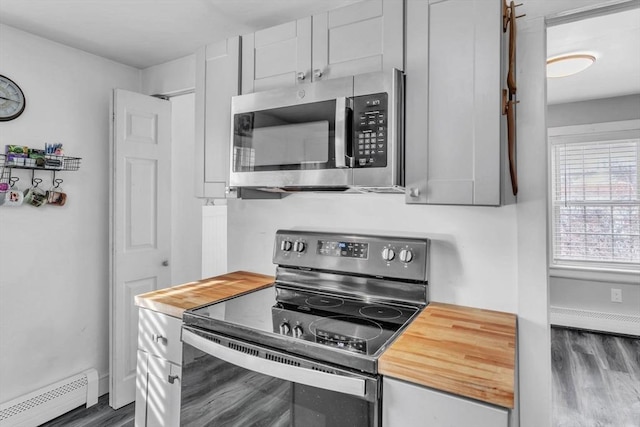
[180,229,430,427]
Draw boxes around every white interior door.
[110,89,171,409]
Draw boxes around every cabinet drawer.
[138,308,183,364]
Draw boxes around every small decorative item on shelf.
[5,145,28,166]
[25,148,45,168]
[45,143,64,156]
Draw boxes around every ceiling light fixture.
[546,53,596,78]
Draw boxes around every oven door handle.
[183,329,367,398]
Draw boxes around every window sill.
[549,265,640,285]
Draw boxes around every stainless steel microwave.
[229,69,404,193]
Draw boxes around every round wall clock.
[0,74,26,121]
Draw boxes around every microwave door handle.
[334,97,352,168]
[183,329,366,398]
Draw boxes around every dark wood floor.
[36,327,640,426]
[40,394,133,427]
[551,326,640,427]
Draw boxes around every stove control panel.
[317,240,369,259]
[315,329,367,353]
[273,229,430,282]
[273,315,368,354]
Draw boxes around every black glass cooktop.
[272,286,418,355]
[184,284,421,372]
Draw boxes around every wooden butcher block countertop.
[379,302,516,409]
[134,271,274,319]
[135,272,516,409]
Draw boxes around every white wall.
[515,16,552,427]
[0,25,140,402]
[547,94,640,127]
[551,277,640,316]
[228,194,518,313]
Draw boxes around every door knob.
[313,69,323,78]
[297,72,306,81]
[162,260,169,266]
[168,374,179,384]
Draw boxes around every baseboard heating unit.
[550,306,640,336]
[0,368,98,427]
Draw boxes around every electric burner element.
[305,295,344,308]
[359,305,402,320]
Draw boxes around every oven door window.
[181,341,377,427]
[233,100,338,172]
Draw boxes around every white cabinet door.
[312,0,403,81]
[405,0,507,206]
[146,355,181,427]
[194,37,240,198]
[241,0,403,94]
[382,378,509,427]
[241,18,312,93]
[135,351,182,427]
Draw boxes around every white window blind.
[551,136,639,267]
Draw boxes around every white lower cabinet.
[135,351,181,427]
[135,308,183,427]
[382,378,509,427]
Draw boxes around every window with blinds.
[551,133,639,268]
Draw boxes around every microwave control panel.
[353,93,388,168]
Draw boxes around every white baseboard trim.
[98,373,109,397]
[550,306,640,336]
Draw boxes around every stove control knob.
[280,240,292,251]
[293,241,306,253]
[382,247,395,261]
[399,249,414,263]
[279,322,291,335]
[293,325,304,338]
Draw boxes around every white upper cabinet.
[311,0,403,81]
[405,0,510,206]
[194,37,240,198]
[241,0,403,94]
[241,18,312,93]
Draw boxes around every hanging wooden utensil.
[503,90,518,195]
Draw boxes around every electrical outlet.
[611,288,622,303]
